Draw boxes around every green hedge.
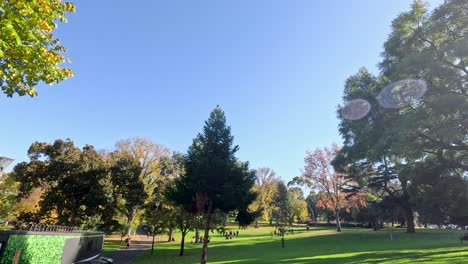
[0,235,72,264]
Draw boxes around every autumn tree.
[11,187,43,223]
[287,187,309,225]
[0,0,75,97]
[250,167,280,225]
[0,172,19,225]
[115,137,171,201]
[146,152,191,255]
[115,137,171,234]
[292,144,365,232]
[172,106,256,264]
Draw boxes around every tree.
[333,68,420,233]
[174,206,195,256]
[12,187,43,223]
[173,106,256,264]
[272,181,290,227]
[0,172,19,225]
[0,0,75,97]
[13,139,113,227]
[378,0,468,226]
[287,187,308,225]
[115,137,171,234]
[379,0,467,173]
[144,152,193,255]
[250,167,280,225]
[334,0,467,232]
[305,192,319,224]
[115,137,171,201]
[144,200,175,256]
[235,209,260,228]
[293,144,365,232]
[109,152,147,235]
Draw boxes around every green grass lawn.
[132,226,468,264]
[102,237,125,253]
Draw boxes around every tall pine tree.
[173,106,256,264]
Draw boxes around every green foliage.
[179,106,257,213]
[0,0,75,97]
[169,106,256,263]
[109,152,147,229]
[272,182,290,226]
[13,139,114,227]
[170,107,256,216]
[334,0,468,232]
[0,234,71,264]
[0,172,19,222]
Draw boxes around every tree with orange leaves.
[291,144,365,231]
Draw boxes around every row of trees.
[332,0,468,233]
[1,107,259,264]
[2,137,170,234]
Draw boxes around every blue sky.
[1,0,442,181]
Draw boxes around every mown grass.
[102,236,125,253]
[131,226,468,264]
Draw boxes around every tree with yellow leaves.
[0,0,75,97]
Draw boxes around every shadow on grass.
[133,229,467,264]
[279,249,467,264]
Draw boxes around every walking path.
[102,239,152,264]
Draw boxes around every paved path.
[102,240,152,264]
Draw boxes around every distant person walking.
[125,236,131,250]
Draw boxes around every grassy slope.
[131,227,468,264]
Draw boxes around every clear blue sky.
[1,0,442,181]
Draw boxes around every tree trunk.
[335,210,342,232]
[179,230,187,256]
[168,228,173,242]
[400,178,415,233]
[200,203,213,264]
[151,233,156,255]
[195,227,200,243]
[126,208,137,236]
[308,205,316,225]
[404,207,416,233]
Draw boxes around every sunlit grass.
[102,237,124,253]
[131,226,468,264]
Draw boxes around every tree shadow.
[134,229,467,264]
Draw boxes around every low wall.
[0,230,104,264]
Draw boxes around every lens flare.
[341,99,371,120]
[377,79,428,108]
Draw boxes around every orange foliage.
[303,143,366,213]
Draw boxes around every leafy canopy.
[0,0,75,97]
